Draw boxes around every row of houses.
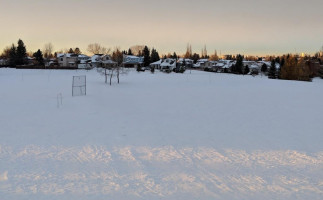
[149,58,265,73]
[0,53,146,69]
[54,54,145,69]
[2,54,322,76]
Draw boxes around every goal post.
[72,75,86,96]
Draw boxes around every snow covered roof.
[57,53,78,58]
[78,54,89,58]
[257,61,271,66]
[178,58,193,63]
[150,60,162,65]
[125,55,141,59]
[197,59,209,62]
[91,55,102,63]
[222,64,231,69]
[123,55,144,64]
[249,64,260,69]
[160,59,176,67]
[102,60,117,64]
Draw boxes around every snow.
[0,68,323,200]
[90,54,102,63]
[150,60,162,65]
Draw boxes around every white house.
[216,60,235,72]
[88,54,118,68]
[160,58,176,71]
[123,55,144,68]
[57,53,90,68]
[177,58,194,68]
[150,60,162,69]
[57,53,78,67]
[194,59,212,69]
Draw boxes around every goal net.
[72,75,86,96]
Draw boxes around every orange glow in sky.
[0,0,322,56]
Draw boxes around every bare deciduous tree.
[87,43,111,55]
[111,47,124,84]
[1,46,11,58]
[43,43,54,58]
[100,47,126,85]
[130,45,145,56]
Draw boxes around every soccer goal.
[72,75,86,96]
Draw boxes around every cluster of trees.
[216,52,320,82]
[266,55,315,81]
[183,43,218,63]
[7,39,27,67]
[280,55,312,81]
[1,39,56,67]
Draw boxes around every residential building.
[160,58,176,71]
[57,53,90,68]
[177,58,194,68]
[123,55,144,68]
[57,53,78,67]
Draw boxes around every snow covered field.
[0,68,323,200]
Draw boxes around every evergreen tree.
[191,53,200,64]
[172,52,177,59]
[318,65,323,79]
[155,49,160,61]
[68,48,74,54]
[150,48,160,63]
[180,59,186,73]
[127,48,133,55]
[143,46,150,67]
[16,39,27,65]
[137,50,142,57]
[234,54,243,74]
[33,49,44,66]
[280,57,285,67]
[9,44,17,67]
[261,63,267,73]
[268,59,276,79]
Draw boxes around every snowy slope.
[0,68,323,200]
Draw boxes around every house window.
[61,58,63,61]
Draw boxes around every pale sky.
[0,0,322,56]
